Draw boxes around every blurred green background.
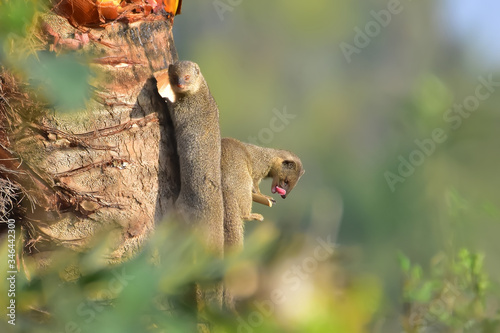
[2,0,500,331]
[173,0,500,329]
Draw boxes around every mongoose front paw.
[267,196,277,204]
[252,193,275,207]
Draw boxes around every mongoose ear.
[154,68,176,103]
[282,160,296,170]
[300,169,305,177]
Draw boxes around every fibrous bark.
[0,7,180,261]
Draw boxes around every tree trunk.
[1,9,180,261]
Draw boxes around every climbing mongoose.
[221,137,304,249]
[221,137,304,309]
[155,61,224,311]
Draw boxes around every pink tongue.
[274,186,286,196]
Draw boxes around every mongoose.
[221,137,304,249]
[221,137,304,309]
[155,61,224,311]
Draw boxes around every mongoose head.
[155,61,205,102]
[270,153,305,199]
[167,60,204,96]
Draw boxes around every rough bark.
[2,11,180,261]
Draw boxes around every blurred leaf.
[413,74,453,117]
[413,281,436,303]
[398,251,411,273]
[0,0,37,38]
[446,188,470,219]
[26,51,92,111]
[411,265,422,281]
[482,202,500,219]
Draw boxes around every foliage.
[0,0,91,111]
[2,0,500,332]
[0,222,381,332]
[400,249,500,333]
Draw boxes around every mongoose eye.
[184,75,191,81]
[284,179,289,185]
[282,160,295,169]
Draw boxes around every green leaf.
[411,265,422,281]
[398,251,411,273]
[413,281,437,303]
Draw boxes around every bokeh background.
[2,0,500,332]
[173,0,500,330]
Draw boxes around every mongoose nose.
[177,84,184,88]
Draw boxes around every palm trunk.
[1,9,180,261]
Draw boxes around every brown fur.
[221,137,304,308]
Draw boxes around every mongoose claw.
[264,195,276,205]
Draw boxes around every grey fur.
[166,60,224,310]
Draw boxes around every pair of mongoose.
[156,61,304,311]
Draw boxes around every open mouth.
[271,185,287,198]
